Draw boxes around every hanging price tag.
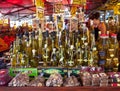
[9,68,38,77]
[36,7,44,19]
[72,0,81,5]
[36,0,44,7]
[72,0,86,5]
[114,5,120,15]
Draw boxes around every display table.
[0,86,120,91]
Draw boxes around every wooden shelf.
[0,86,120,91]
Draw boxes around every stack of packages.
[91,73,100,86]
[80,66,108,86]
[80,71,92,86]
[91,73,108,86]
[80,72,92,86]
[99,73,108,86]
[63,76,80,87]
[108,72,120,86]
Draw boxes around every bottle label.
[59,57,64,62]
[99,60,105,65]
[81,37,87,41]
[110,54,114,58]
[109,49,115,52]
[21,58,25,63]
[113,58,118,61]
[32,49,36,56]
[99,51,105,57]
[9,68,38,77]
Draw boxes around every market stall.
[0,0,120,91]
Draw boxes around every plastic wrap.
[99,73,108,86]
[91,74,100,86]
[28,76,45,87]
[46,73,63,87]
[80,72,91,86]
[63,76,80,87]
[8,72,29,87]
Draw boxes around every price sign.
[9,68,38,77]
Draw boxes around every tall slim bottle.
[42,36,50,67]
[29,32,39,67]
[58,45,65,67]
[67,45,76,67]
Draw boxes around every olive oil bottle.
[42,36,50,67]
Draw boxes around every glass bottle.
[11,41,18,67]
[11,53,17,68]
[30,49,39,67]
[82,42,89,66]
[81,24,89,49]
[90,33,96,49]
[50,48,58,66]
[97,34,108,67]
[20,51,29,68]
[76,47,83,67]
[111,34,119,72]
[38,28,43,58]
[42,37,50,67]
[58,45,65,67]
[67,45,76,67]
[88,50,93,66]
[105,33,113,72]
[92,47,99,66]
[75,31,82,66]
[25,38,32,59]
[29,32,39,67]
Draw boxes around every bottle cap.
[111,33,117,38]
[100,34,107,38]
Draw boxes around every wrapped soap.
[46,73,63,87]
[91,74,100,86]
[28,76,45,87]
[8,72,29,87]
[99,73,108,86]
[107,72,120,86]
[80,72,91,86]
[63,76,80,87]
